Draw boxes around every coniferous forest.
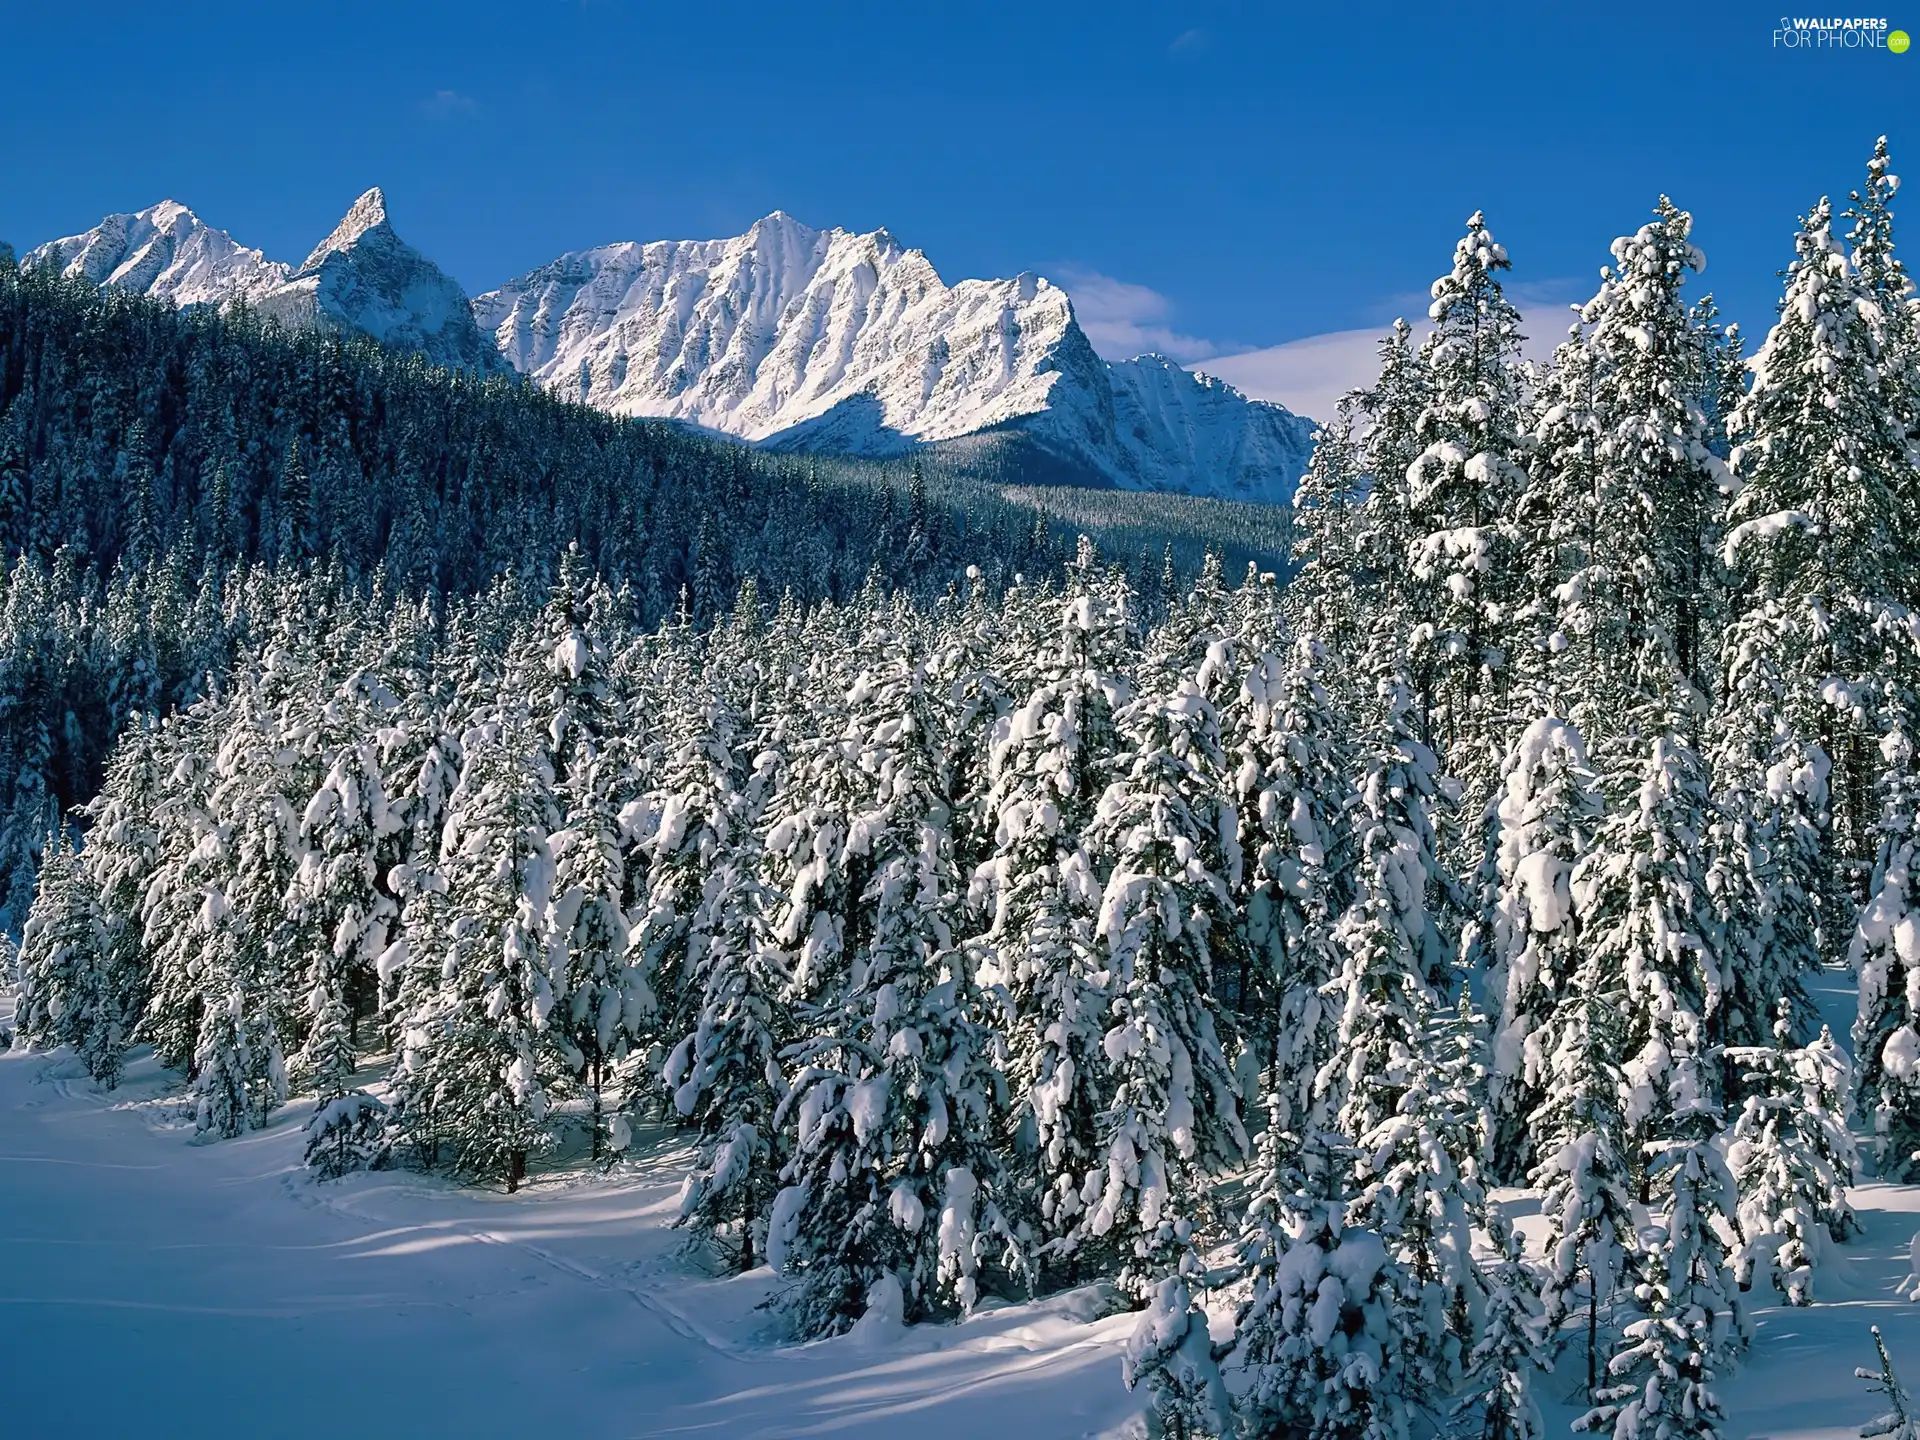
[8,140,1920,1440]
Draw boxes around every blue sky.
[2,0,1914,415]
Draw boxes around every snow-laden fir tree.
[771,624,1020,1333]
[1538,200,1730,747]
[1852,701,1920,1177]
[548,740,639,1156]
[1708,612,1827,1052]
[1721,193,1914,960]
[1229,619,1355,1147]
[13,826,101,1054]
[1452,1204,1550,1440]
[1487,716,1601,1180]
[136,708,221,1074]
[1727,1001,1858,1304]
[1575,730,1727,1184]
[630,666,746,1094]
[293,672,401,1174]
[968,563,1125,1275]
[192,684,303,1138]
[1845,138,1920,571]
[1578,1037,1743,1440]
[1532,981,1639,1401]
[1402,211,1532,815]
[1230,1136,1411,1440]
[390,715,560,1190]
[75,711,163,1088]
[1122,1272,1232,1440]
[1321,670,1451,1140]
[1285,400,1367,682]
[1082,651,1249,1298]
[1345,999,1485,1400]
[664,824,787,1268]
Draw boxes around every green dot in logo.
[1892,28,1912,52]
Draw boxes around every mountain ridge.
[25,197,1314,503]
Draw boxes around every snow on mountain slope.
[474,212,1086,443]
[27,190,506,376]
[476,212,1314,503]
[26,199,291,308]
[1107,354,1317,504]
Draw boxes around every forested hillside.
[0,255,1281,929]
[7,139,1920,1440]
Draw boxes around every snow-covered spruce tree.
[1285,398,1368,683]
[548,740,640,1157]
[665,825,787,1269]
[390,716,561,1190]
[1403,211,1532,819]
[13,826,101,1054]
[294,673,401,1175]
[1081,655,1249,1300]
[630,666,745,1112]
[1540,206,1736,1155]
[968,562,1125,1276]
[192,682,307,1139]
[1851,701,1920,1176]
[137,707,222,1075]
[1230,1137,1410,1440]
[1721,194,1913,965]
[1539,199,1731,749]
[1531,982,1638,1402]
[1576,732,1726,1190]
[1486,716,1601,1181]
[1351,319,1431,663]
[1452,1204,1550,1440]
[1122,1272,1232,1440]
[1345,999,1485,1400]
[772,624,1020,1333]
[1231,628,1354,1174]
[1708,612,1826,1053]
[1320,671,1451,1141]
[1727,1001,1859,1304]
[1860,1325,1920,1440]
[75,712,163,1089]
[1849,138,1920,454]
[1578,1045,1743,1440]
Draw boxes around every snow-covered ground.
[3,972,1920,1440]
[0,1043,1141,1439]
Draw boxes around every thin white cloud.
[420,89,480,122]
[1169,27,1210,55]
[1194,300,1581,420]
[1054,266,1222,366]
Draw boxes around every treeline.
[9,137,1920,1440]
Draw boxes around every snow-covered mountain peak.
[301,186,392,269]
[25,201,293,309]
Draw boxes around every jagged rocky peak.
[301,186,392,269]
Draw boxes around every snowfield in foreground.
[0,1044,1141,1439]
[8,1012,1920,1440]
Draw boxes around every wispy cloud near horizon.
[1058,262,1585,420]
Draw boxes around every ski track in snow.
[0,1045,1142,1439]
